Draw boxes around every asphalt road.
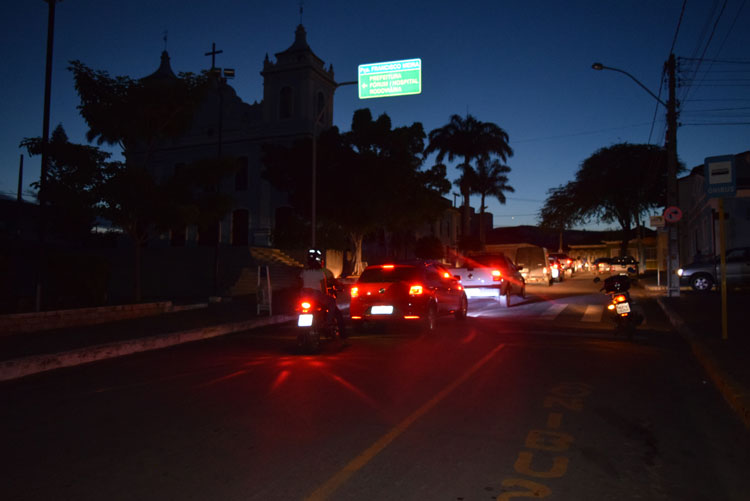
[3,273,749,500]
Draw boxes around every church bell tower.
[261,24,337,138]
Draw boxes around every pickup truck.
[448,253,526,307]
[678,247,750,291]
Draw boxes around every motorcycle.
[594,272,642,339]
[295,287,346,353]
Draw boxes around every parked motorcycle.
[594,272,642,339]
[295,289,346,353]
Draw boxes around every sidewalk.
[0,299,295,382]
[637,272,750,428]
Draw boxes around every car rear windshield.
[467,254,509,268]
[359,266,421,283]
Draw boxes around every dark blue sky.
[2,1,749,229]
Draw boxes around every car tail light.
[443,272,451,278]
[382,264,395,269]
[492,269,502,281]
[350,286,359,298]
[409,284,423,295]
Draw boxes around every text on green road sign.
[358,58,422,99]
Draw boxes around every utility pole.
[665,53,680,297]
[36,0,59,311]
[591,57,681,296]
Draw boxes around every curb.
[655,296,750,429]
[0,314,295,383]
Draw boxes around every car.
[449,253,526,307]
[349,261,468,330]
[549,253,575,276]
[547,256,563,282]
[609,255,639,276]
[514,245,552,286]
[678,247,750,292]
[593,257,612,275]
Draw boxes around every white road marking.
[581,304,603,322]
[541,303,567,319]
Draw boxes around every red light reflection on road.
[267,355,375,408]
[270,369,291,391]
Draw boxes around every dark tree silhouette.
[425,114,513,243]
[263,108,449,272]
[540,143,678,256]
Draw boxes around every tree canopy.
[68,61,231,300]
[425,114,513,243]
[539,142,679,255]
[20,124,108,241]
[465,156,514,244]
[263,108,450,273]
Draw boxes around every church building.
[139,24,337,249]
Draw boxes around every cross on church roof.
[204,42,223,70]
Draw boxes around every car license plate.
[616,302,631,314]
[297,314,313,327]
[371,305,393,315]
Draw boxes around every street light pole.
[592,57,680,297]
[311,80,356,249]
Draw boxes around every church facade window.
[232,209,249,246]
[279,86,293,119]
[235,157,248,191]
[316,91,326,122]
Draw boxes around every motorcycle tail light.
[350,286,359,298]
[614,295,627,303]
[492,270,502,281]
[409,284,423,295]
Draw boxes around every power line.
[681,121,750,126]
[670,0,688,54]
[514,123,656,144]
[679,0,729,105]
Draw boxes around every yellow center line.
[305,342,507,501]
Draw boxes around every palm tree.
[425,114,513,241]
[469,157,514,245]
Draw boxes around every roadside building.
[677,151,750,265]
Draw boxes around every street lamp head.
[592,62,604,71]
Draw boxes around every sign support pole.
[718,198,728,340]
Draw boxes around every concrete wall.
[0,301,173,335]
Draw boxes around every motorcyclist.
[300,249,340,329]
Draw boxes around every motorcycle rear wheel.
[299,328,321,354]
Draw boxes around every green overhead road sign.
[358,58,422,99]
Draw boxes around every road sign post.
[358,59,422,99]
[705,155,737,341]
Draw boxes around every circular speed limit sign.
[663,206,683,223]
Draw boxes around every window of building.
[235,157,248,191]
[316,91,326,122]
[280,87,292,119]
[232,209,249,246]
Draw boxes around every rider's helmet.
[307,248,323,269]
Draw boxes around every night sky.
[2,1,749,229]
